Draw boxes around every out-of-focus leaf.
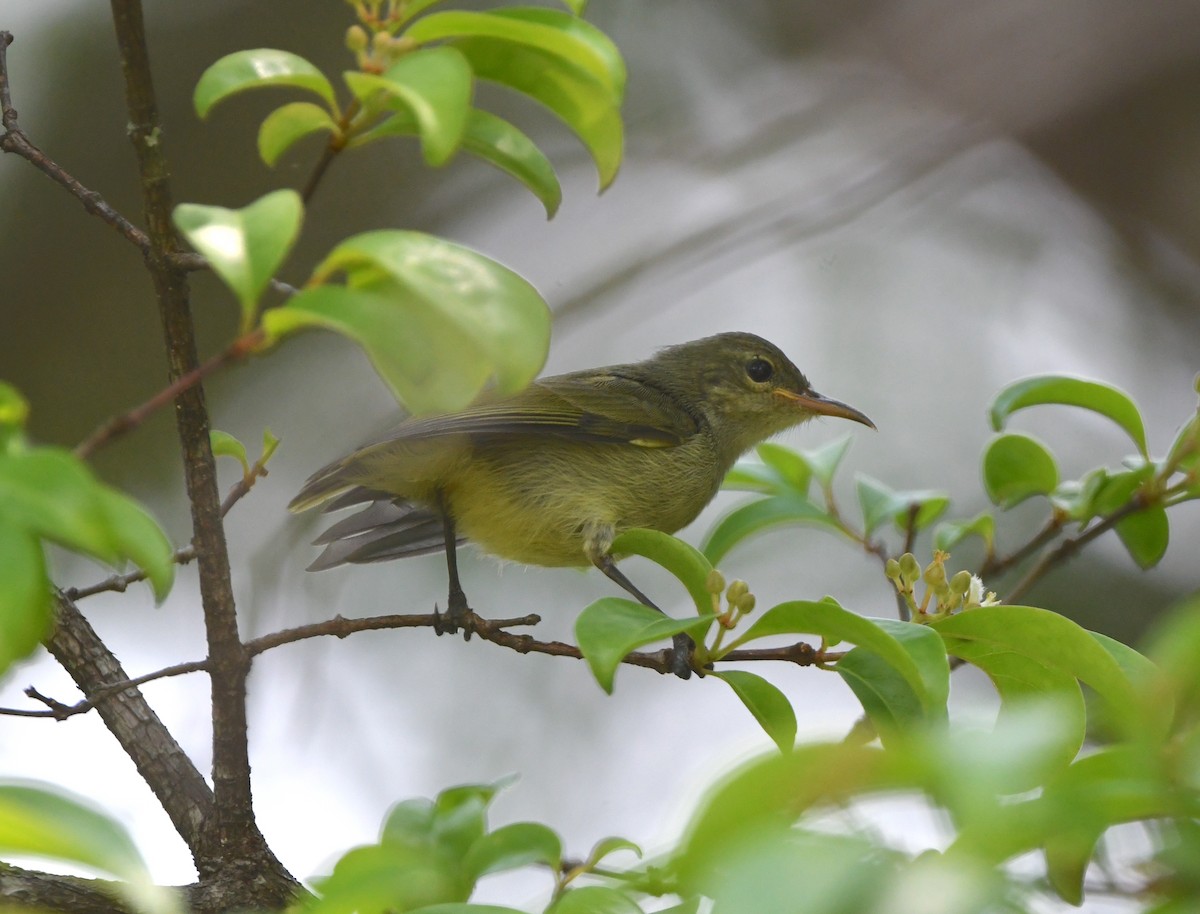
[194,49,335,117]
[258,101,338,166]
[462,822,561,881]
[982,433,1058,507]
[210,429,250,475]
[575,599,715,693]
[933,512,995,553]
[799,435,852,489]
[173,190,303,324]
[990,375,1148,457]
[548,886,643,914]
[712,670,797,752]
[0,520,49,674]
[487,7,625,101]
[309,842,467,914]
[92,487,174,602]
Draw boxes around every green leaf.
[210,429,250,475]
[1115,503,1169,569]
[0,381,30,431]
[454,38,622,189]
[712,670,797,753]
[726,601,933,714]
[755,442,812,494]
[798,435,852,489]
[932,606,1144,740]
[575,598,715,693]
[0,520,50,674]
[405,11,621,103]
[981,433,1058,507]
[194,49,336,118]
[0,783,147,879]
[854,474,903,535]
[548,886,643,914]
[268,231,549,415]
[258,101,338,166]
[173,190,303,324]
[408,906,530,914]
[463,822,561,881]
[353,108,562,219]
[609,528,714,615]
[721,460,788,493]
[701,495,840,566]
[344,47,472,166]
[1090,464,1152,517]
[933,512,995,553]
[92,487,174,602]
[585,836,641,866]
[1165,413,1199,476]
[310,843,467,914]
[559,0,588,14]
[990,375,1148,458]
[488,7,625,102]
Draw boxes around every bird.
[289,331,874,678]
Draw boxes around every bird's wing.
[373,370,701,449]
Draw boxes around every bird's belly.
[446,441,720,567]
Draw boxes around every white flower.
[967,574,1001,608]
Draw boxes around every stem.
[107,0,294,900]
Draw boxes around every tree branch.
[106,0,295,901]
[0,863,144,914]
[44,594,214,859]
[0,32,151,254]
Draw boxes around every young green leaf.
[309,843,468,914]
[701,495,841,566]
[194,49,336,118]
[548,886,643,914]
[343,47,473,166]
[406,906,529,914]
[454,38,622,189]
[559,0,588,14]
[92,486,175,602]
[609,528,713,614]
[798,435,852,489]
[755,442,812,494]
[352,108,562,218]
[462,822,562,881]
[173,190,303,327]
[726,602,933,713]
[258,101,338,166]
[0,521,50,674]
[933,512,995,553]
[267,231,549,415]
[1115,504,1169,569]
[990,375,1148,457]
[981,432,1058,507]
[855,474,905,535]
[575,598,715,693]
[711,670,797,753]
[584,836,642,867]
[405,11,621,103]
[210,429,250,475]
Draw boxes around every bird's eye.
[745,358,774,383]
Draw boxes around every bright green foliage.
[173,190,303,331]
[263,230,550,415]
[575,599,715,693]
[0,400,174,674]
[982,431,1059,507]
[710,670,797,752]
[189,3,625,201]
[210,429,250,476]
[990,373,1149,456]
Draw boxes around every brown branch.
[0,863,146,914]
[1005,498,1149,604]
[44,593,215,859]
[107,0,294,902]
[74,330,264,461]
[980,514,1065,579]
[0,32,151,254]
[9,657,210,721]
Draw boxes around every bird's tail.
[305,497,459,571]
[288,456,362,514]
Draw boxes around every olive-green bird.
[290,332,874,678]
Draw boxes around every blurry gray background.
[2,1,1198,909]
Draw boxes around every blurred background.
[2,0,1198,909]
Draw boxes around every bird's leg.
[436,492,472,639]
[585,524,694,680]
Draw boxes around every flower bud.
[726,579,749,604]
[949,570,972,595]
[735,593,756,614]
[346,25,369,53]
[885,558,901,581]
[705,569,726,595]
[898,553,921,586]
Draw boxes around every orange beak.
[775,388,875,429]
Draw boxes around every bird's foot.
[670,632,696,680]
[434,587,475,640]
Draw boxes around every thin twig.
[1005,498,1148,604]
[74,329,264,460]
[0,32,151,254]
[980,514,1065,579]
